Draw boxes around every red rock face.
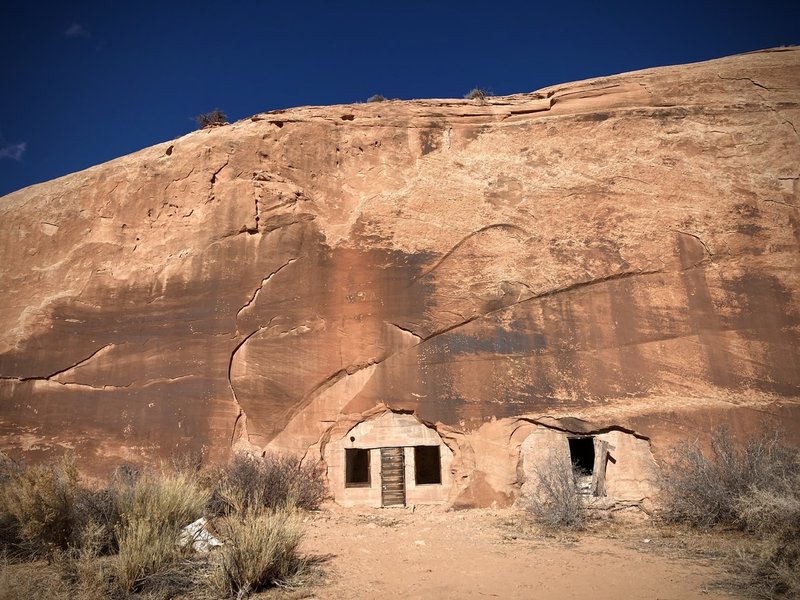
[1,49,799,496]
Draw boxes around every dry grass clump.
[0,453,318,599]
[0,457,80,558]
[112,470,209,593]
[660,428,800,599]
[526,451,586,530]
[0,559,71,600]
[208,453,326,516]
[207,508,306,598]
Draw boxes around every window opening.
[414,445,442,485]
[345,448,370,487]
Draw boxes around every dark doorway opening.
[414,446,442,485]
[568,437,595,475]
[345,448,370,487]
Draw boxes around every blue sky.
[1,0,798,196]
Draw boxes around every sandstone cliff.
[1,48,798,504]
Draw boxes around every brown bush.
[659,428,798,528]
[0,457,80,557]
[207,508,306,598]
[0,458,318,599]
[112,469,209,593]
[195,109,228,129]
[660,428,800,598]
[464,87,489,101]
[526,451,586,530]
[208,453,326,516]
[731,472,800,599]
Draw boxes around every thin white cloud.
[65,23,90,38]
[0,142,27,161]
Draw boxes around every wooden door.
[591,439,611,496]
[380,447,406,506]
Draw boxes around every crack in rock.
[2,344,115,382]
[671,229,714,263]
[419,268,664,345]
[236,258,298,321]
[207,154,231,203]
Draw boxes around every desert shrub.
[0,458,22,557]
[0,458,316,600]
[208,453,326,516]
[170,449,206,476]
[367,94,386,103]
[660,428,800,598]
[56,522,115,599]
[70,486,122,555]
[659,428,798,528]
[208,508,305,598]
[0,457,127,559]
[464,87,489,101]
[0,458,80,557]
[195,109,227,129]
[732,477,800,599]
[112,469,208,593]
[731,470,800,599]
[526,451,586,530]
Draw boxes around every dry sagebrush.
[526,451,586,530]
[660,428,800,599]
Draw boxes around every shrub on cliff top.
[464,87,489,101]
[195,109,228,129]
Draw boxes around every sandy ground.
[299,505,738,600]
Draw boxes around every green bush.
[367,94,386,103]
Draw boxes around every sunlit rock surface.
[1,48,798,504]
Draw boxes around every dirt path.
[300,505,736,600]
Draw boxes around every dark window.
[568,437,595,475]
[345,448,370,487]
[414,446,442,485]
